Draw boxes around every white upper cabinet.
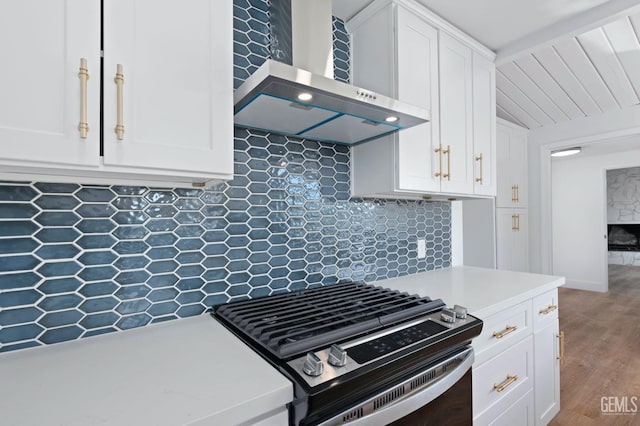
[103,0,233,177]
[349,0,496,199]
[396,6,441,193]
[472,52,497,196]
[439,33,474,195]
[350,2,442,198]
[0,0,100,167]
[496,120,528,208]
[0,0,233,187]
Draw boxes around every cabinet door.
[496,123,528,208]
[0,0,100,167]
[512,210,528,272]
[472,52,496,196]
[534,319,561,425]
[496,209,528,272]
[511,129,528,208]
[475,390,534,426]
[439,33,473,194]
[496,208,514,270]
[103,0,233,177]
[395,6,440,193]
[496,124,513,208]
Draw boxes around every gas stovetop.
[212,282,483,425]
[213,282,446,359]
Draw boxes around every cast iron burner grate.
[214,282,445,359]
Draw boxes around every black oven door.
[318,346,474,426]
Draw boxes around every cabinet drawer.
[473,335,533,417]
[473,300,531,364]
[533,289,559,331]
[474,389,534,426]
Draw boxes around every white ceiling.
[418,0,612,51]
[333,0,640,131]
[496,12,640,129]
[552,134,640,160]
[332,0,613,50]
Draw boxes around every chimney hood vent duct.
[233,0,430,146]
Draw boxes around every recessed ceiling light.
[297,93,313,101]
[551,147,581,157]
[385,116,398,123]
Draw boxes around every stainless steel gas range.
[213,282,483,425]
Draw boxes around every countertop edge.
[470,276,565,318]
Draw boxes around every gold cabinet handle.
[475,153,483,184]
[78,58,89,139]
[515,185,520,202]
[442,145,451,180]
[114,64,125,140]
[434,146,442,178]
[557,331,565,367]
[511,185,517,202]
[515,213,520,231]
[512,214,517,231]
[493,374,518,392]
[539,304,558,315]
[492,325,517,339]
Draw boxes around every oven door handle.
[319,347,474,426]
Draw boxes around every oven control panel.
[287,308,478,387]
[347,320,447,364]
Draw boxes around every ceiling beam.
[496,0,640,66]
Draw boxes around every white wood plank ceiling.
[496,13,640,129]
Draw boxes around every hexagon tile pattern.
[0,2,451,352]
[233,0,351,87]
[333,16,350,83]
[233,0,270,90]
[0,131,451,352]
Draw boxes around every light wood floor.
[550,265,640,426]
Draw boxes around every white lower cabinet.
[477,390,535,426]
[473,335,534,423]
[533,290,561,424]
[473,288,562,425]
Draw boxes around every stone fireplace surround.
[607,167,640,266]
[608,224,640,265]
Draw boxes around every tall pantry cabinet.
[496,118,529,272]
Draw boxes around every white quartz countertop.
[0,315,292,426]
[375,266,565,318]
[0,267,563,426]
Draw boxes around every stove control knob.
[302,352,324,377]
[453,305,468,319]
[440,308,456,323]
[328,344,348,367]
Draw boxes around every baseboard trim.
[563,279,607,293]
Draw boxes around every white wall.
[462,198,496,268]
[451,199,496,268]
[551,147,640,292]
[528,104,640,276]
[551,155,605,291]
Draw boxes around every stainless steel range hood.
[233,0,430,146]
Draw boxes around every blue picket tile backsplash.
[0,0,451,352]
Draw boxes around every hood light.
[385,116,398,123]
[551,147,581,157]
[297,93,313,101]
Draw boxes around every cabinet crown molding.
[347,0,496,61]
